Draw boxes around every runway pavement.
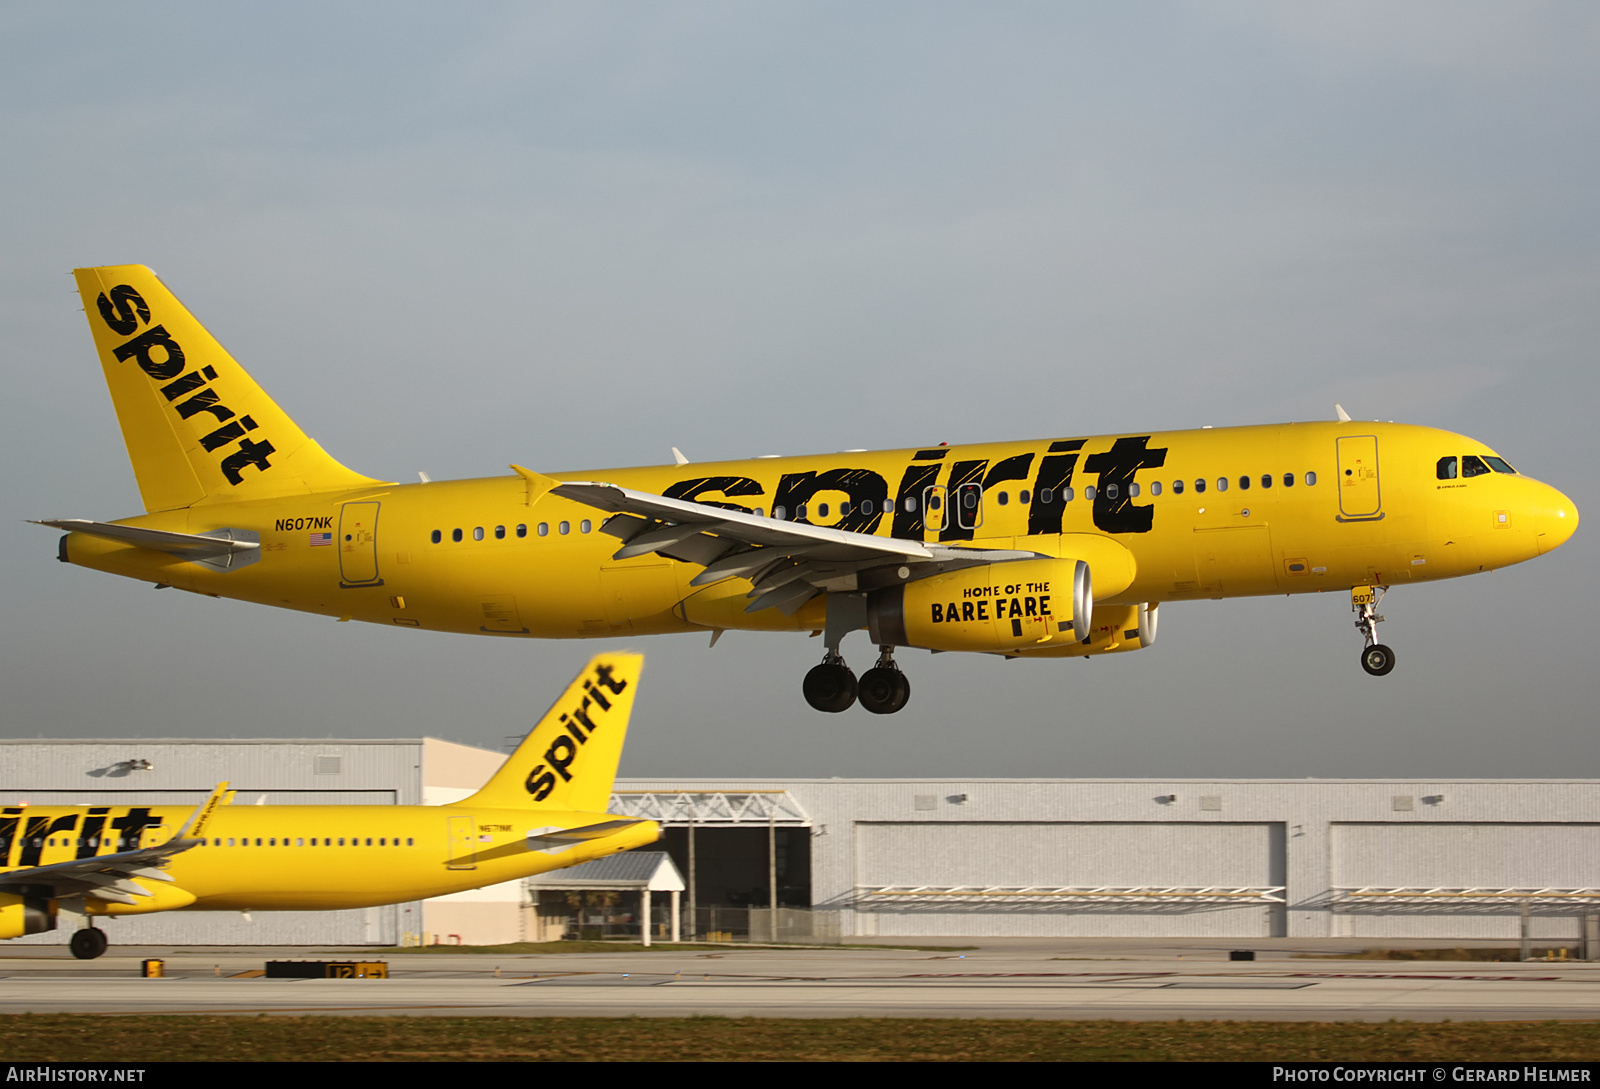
[2,940,1597,1021]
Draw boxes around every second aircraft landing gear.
[1353,585,1396,677]
[803,654,857,713]
[69,927,108,960]
[858,646,911,715]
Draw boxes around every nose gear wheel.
[1352,585,1395,677]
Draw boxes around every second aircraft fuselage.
[60,421,1579,640]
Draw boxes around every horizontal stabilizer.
[34,520,259,560]
[525,819,650,850]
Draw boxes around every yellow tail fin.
[73,265,384,512]
[463,653,643,812]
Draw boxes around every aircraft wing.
[0,839,200,905]
[553,480,1039,615]
[32,519,259,560]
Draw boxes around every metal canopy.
[608,790,811,827]
[857,885,1287,904]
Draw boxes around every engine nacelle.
[0,892,54,939]
[867,558,1091,653]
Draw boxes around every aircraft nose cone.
[1535,486,1578,555]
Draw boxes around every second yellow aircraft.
[42,265,1579,712]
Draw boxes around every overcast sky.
[2,2,1596,780]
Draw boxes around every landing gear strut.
[858,646,911,715]
[69,927,108,960]
[1353,585,1395,677]
[803,653,856,713]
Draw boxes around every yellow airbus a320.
[1,653,658,959]
[41,265,1579,713]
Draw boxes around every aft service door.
[338,501,383,586]
[1336,436,1383,521]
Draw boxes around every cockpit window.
[1461,455,1491,478]
[1483,456,1516,474]
[1436,456,1457,480]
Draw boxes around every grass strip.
[1,1015,1597,1062]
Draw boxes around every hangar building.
[3,738,1597,945]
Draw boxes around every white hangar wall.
[615,779,1600,940]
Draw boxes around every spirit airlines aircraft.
[41,265,1579,713]
[0,653,656,959]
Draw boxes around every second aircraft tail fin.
[72,264,384,513]
[463,653,643,813]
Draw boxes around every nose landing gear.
[1353,585,1395,676]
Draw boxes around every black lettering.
[174,388,235,423]
[939,460,987,541]
[891,462,942,539]
[583,679,613,712]
[1083,436,1168,534]
[976,600,989,621]
[775,468,889,533]
[159,371,207,402]
[559,712,584,740]
[913,449,948,461]
[962,601,975,621]
[931,603,943,623]
[569,698,598,737]
[1039,594,1051,615]
[1028,440,1085,535]
[76,808,110,859]
[1025,596,1037,617]
[524,765,556,801]
[0,808,23,867]
[663,476,765,513]
[219,438,275,484]
[544,735,578,781]
[592,663,628,695]
[983,453,1035,492]
[96,285,151,335]
[200,421,246,452]
[18,817,51,868]
[113,325,186,380]
[110,808,158,851]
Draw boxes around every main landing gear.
[803,645,912,714]
[69,927,108,960]
[1353,585,1396,677]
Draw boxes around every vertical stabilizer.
[463,653,643,812]
[72,265,385,512]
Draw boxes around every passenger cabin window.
[1238,476,1250,490]
[558,521,570,535]
[1261,474,1272,489]
[1283,473,1294,487]
[1128,483,1139,497]
[1462,455,1491,478]
[473,527,484,541]
[1172,479,1184,495]
[495,525,505,539]
[1194,479,1206,494]
[1437,456,1458,480]
[1083,485,1097,501]
[580,519,592,533]
[1216,478,1228,492]
[901,498,915,513]
[775,506,788,520]
[1150,481,1162,496]
[1018,490,1030,504]
[430,530,441,544]
[537,523,548,536]
[1305,472,1317,485]
[517,524,527,537]
[451,528,462,542]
